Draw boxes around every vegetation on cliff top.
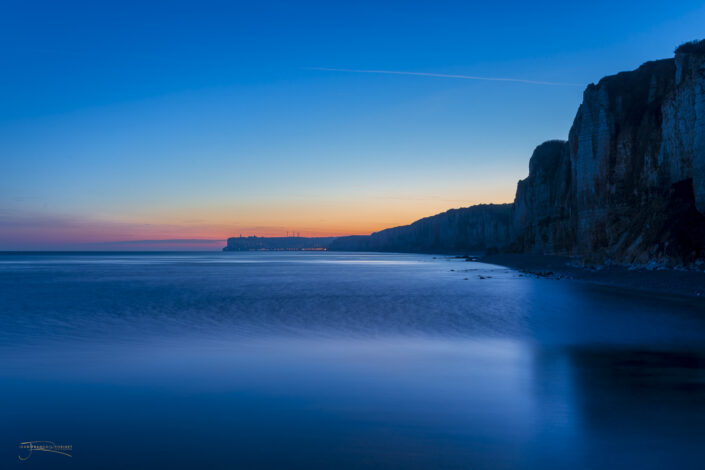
[675,39,705,55]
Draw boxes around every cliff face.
[329,205,513,253]
[567,59,673,261]
[512,140,574,254]
[660,50,705,213]
[558,48,705,265]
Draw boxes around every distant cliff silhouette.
[223,236,336,251]
[329,205,512,253]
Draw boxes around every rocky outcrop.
[512,140,574,254]
[511,40,705,266]
[329,205,513,253]
[567,59,674,261]
[660,46,705,213]
[564,45,705,264]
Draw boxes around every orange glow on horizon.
[2,191,517,248]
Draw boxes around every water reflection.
[555,348,705,469]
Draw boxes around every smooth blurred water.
[1,252,704,469]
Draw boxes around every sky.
[2,0,705,250]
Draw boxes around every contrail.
[304,67,581,87]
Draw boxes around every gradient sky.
[2,1,705,250]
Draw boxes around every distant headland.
[223,235,337,251]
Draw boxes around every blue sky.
[2,0,705,249]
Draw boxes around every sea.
[1,251,704,469]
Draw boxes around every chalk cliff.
[554,42,705,265]
[512,140,573,255]
[329,205,512,253]
[328,40,705,266]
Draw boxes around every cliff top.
[371,204,513,237]
[589,58,674,92]
[527,140,567,176]
[585,38,704,95]
[581,58,675,131]
[675,39,705,55]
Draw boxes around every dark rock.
[328,204,513,253]
[512,140,574,255]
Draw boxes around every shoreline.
[478,254,705,300]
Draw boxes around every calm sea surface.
[1,252,704,469]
